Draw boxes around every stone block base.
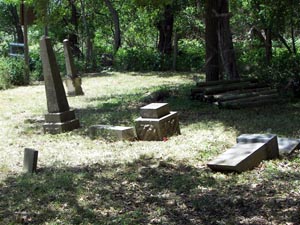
[45,109,76,123]
[88,125,136,141]
[135,111,180,141]
[43,114,80,134]
[236,134,279,159]
[65,77,84,96]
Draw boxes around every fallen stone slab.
[89,125,136,141]
[236,134,279,159]
[207,143,268,172]
[140,103,170,119]
[277,138,300,155]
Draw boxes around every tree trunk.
[172,32,178,71]
[157,5,174,55]
[205,0,219,81]
[68,0,82,58]
[217,0,240,80]
[9,4,24,43]
[291,20,297,54]
[104,0,121,53]
[265,28,272,64]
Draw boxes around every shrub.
[0,57,25,89]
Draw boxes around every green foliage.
[0,56,25,89]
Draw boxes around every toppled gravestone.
[135,103,180,141]
[237,134,300,155]
[207,134,279,172]
[89,125,136,141]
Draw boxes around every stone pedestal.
[135,103,180,141]
[40,36,80,134]
[43,109,80,134]
[65,77,84,96]
[88,125,136,141]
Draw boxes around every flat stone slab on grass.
[236,134,279,159]
[277,138,300,155]
[135,111,180,141]
[207,143,268,173]
[140,103,170,119]
[89,125,136,141]
[23,148,38,173]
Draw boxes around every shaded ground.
[0,72,300,224]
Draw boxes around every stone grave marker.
[237,134,300,155]
[236,134,279,158]
[207,143,267,172]
[23,148,38,173]
[208,135,278,172]
[89,125,136,141]
[63,39,84,96]
[135,103,180,141]
[40,36,80,134]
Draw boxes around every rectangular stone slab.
[236,134,279,159]
[135,111,180,141]
[140,103,170,118]
[207,143,268,172]
[23,148,38,173]
[277,138,300,155]
[88,125,136,141]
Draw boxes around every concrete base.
[140,103,170,118]
[65,77,84,96]
[88,125,136,141]
[43,109,80,134]
[135,111,180,141]
[207,143,268,173]
[236,134,279,159]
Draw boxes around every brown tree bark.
[104,0,121,53]
[205,0,219,81]
[157,5,174,55]
[68,0,82,58]
[8,4,24,43]
[217,0,240,80]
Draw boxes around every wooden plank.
[196,78,257,87]
[218,97,280,109]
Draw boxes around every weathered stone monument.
[207,134,279,172]
[63,39,84,96]
[40,36,80,134]
[88,125,136,141]
[23,148,38,173]
[135,103,180,141]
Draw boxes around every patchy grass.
[0,71,300,224]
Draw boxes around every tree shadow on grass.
[1,156,300,224]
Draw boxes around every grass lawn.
[0,71,300,224]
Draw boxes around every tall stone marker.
[23,148,38,173]
[135,103,180,141]
[40,36,80,134]
[63,39,84,96]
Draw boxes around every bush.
[0,57,25,89]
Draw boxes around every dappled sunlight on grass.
[1,72,300,224]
